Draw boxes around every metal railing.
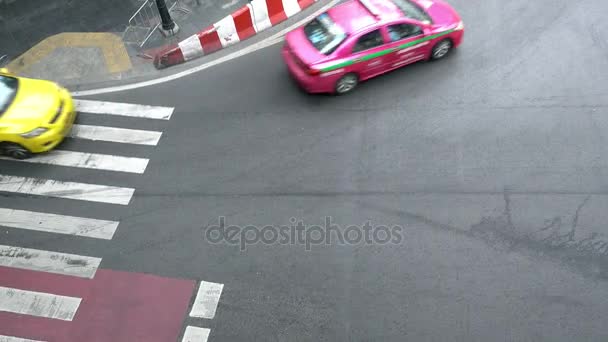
[123,0,161,47]
[123,0,191,48]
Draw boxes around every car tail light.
[306,67,321,76]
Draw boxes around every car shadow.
[293,49,461,100]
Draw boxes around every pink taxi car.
[282,0,464,95]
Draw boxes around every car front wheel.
[430,39,452,60]
[1,142,33,159]
[335,73,358,95]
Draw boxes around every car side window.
[387,23,423,42]
[352,29,385,53]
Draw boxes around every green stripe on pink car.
[320,29,455,73]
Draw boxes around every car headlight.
[20,127,48,138]
[455,21,464,31]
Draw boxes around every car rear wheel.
[431,39,452,60]
[1,142,33,159]
[335,73,358,95]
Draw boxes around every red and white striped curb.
[154,0,317,69]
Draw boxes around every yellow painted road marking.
[7,32,132,74]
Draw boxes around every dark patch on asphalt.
[470,194,608,280]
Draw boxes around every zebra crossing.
[0,98,168,204]
[0,99,223,342]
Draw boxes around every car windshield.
[303,13,347,55]
[390,0,433,23]
[0,75,18,116]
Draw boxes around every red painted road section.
[0,266,196,342]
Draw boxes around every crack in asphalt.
[571,196,592,234]
[503,189,515,231]
[478,196,608,279]
[345,193,608,281]
[540,196,593,249]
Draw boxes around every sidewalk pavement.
[0,0,249,88]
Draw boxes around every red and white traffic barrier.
[154,0,317,69]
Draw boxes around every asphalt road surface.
[2,0,608,341]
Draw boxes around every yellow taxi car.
[0,68,76,159]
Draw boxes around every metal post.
[155,0,179,36]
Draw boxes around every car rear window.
[0,75,18,116]
[390,0,433,23]
[303,13,347,55]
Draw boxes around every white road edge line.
[0,335,46,342]
[0,150,149,174]
[0,286,81,321]
[74,99,174,120]
[0,244,101,278]
[0,208,119,240]
[71,0,341,97]
[189,281,224,319]
[181,326,211,342]
[0,175,135,205]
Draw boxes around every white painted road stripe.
[0,335,45,342]
[182,326,210,342]
[0,286,81,321]
[0,208,118,240]
[0,175,135,205]
[0,150,149,174]
[70,124,162,146]
[189,281,224,319]
[74,99,174,120]
[0,245,101,278]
